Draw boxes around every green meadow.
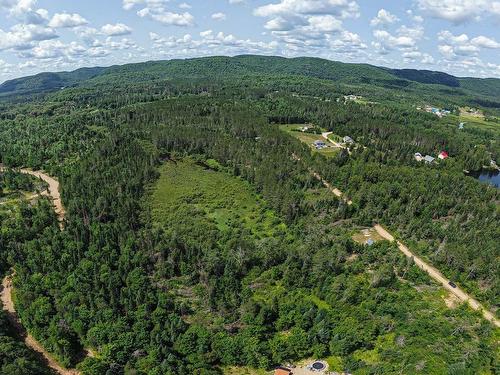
[150,158,286,238]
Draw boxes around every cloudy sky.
[1,0,500,82]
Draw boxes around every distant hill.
[1,55,499,108]
[387,68,460,87]
[0,67,105,97]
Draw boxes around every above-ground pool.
[312,361,326,371]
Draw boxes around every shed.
[424,155,435,163]
[343,136,354,144]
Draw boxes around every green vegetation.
[278,125,339,157]
[0,173,55,375]
[0,311,52,375]
[0,55,498,374]
[150,159,284,237]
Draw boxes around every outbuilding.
[424,155,435,164]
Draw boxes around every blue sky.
[0,0,499,82]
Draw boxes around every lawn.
[278,125,340,157]
[449,113,500,137]
[351,227,386,245]
[150,158,286,239]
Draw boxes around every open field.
[450,114,500,136]
[279,125,340,157]
[151,158,286,238]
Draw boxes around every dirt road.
[0,166,82,373]
[1,276,81,375]
[321,132,344,149]
[0,165,65,226]
[291,153,352,205]
[290,158,499,327]
[373,225,499,327]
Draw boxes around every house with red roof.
[438,151,449,160]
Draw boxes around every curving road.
[0,165,65,227]
[1,276,81,375]
[0,166,84,374]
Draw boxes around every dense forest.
[0,56,498,374]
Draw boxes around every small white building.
[414,152,423,162]
[343,136,354,144]
[424,155,435,164]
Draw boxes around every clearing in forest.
[451,113,500,137]
[351,227,386,245]
[279,125,340,157]
[151,158,286,238]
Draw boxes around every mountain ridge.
[1,55,499,106]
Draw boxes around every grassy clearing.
[351,227,386,245]
[279,125,340,157]
[449,113,500,137]
[151,158,286,238]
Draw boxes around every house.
[414,152,423,162]
[438,151,449,160]
[275,367,293,375]
[424,155,435,164]
[313,140,326,150]
[458,122,465,130]
[343,136,354,144]
[313,140,326,149]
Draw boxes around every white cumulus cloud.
[370,9,399,27]
[211,12,227,21]
[417,0,500,24]
[49,13,88,28]
[101,23,133,36]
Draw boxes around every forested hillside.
[2,55,500,113]
[0,56,498,374]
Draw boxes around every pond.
[469,169,500,188]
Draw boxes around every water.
[469,169,500,188]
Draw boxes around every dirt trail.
[0,165,65,226]
[374,225,499,327]
[0,166,84,373]
[292,153,352,205]
[1,276,81,375]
